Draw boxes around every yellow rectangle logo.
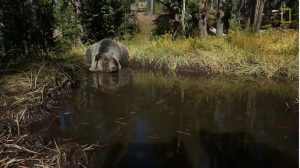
[280,7,292,24]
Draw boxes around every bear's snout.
[111,66,119,73]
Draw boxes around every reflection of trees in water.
[246,90,256,129]
[88,137,192,168]
[73,69,132,113]
[86,130,298,168]
[55,71,298,167]
[199,130,298,168]
[65,72,298,135]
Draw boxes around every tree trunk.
[245,16,250,31]
[216,0,225,36]
[238,0,245,27]
[199,0,208,37]
[253,0,265,32]
[253,0,260,26]
[150,0,154,14]
[244,0,253,31]
[199,15,208,37]
[181,0,186,33]
[255,0,265,32]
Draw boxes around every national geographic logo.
[280,7,291,24]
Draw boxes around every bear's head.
[92,53,121,73]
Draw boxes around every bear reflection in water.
[89,68,131,92]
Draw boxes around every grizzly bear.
[86,39,129,73]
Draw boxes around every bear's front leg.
[89,58,98,71]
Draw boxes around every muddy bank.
[129,59,220,77]
[0,60,92,167]
[129,59,294,80]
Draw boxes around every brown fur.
[87,39,128,73]
[90,53,121,73]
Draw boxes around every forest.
[0,0,298,62]
[0,0,299,167]
[0,0,298,78]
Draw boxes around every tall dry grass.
[124,30,298,80]
[52,30,298,80]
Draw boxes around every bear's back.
[99,39,129,66]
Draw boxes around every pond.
[47,69,298,168]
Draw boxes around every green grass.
[50,29,298,80]
[123,30,298,80]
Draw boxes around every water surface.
[48,69,298,168]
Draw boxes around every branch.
[155,0,168,7]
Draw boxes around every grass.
[0,133,94,167]
[54,43,87,60]
[50,13,298,80]
[1,60,83,109]
[124,30,298,80]
[0,58,86,167]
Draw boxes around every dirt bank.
[0,60,94,167]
